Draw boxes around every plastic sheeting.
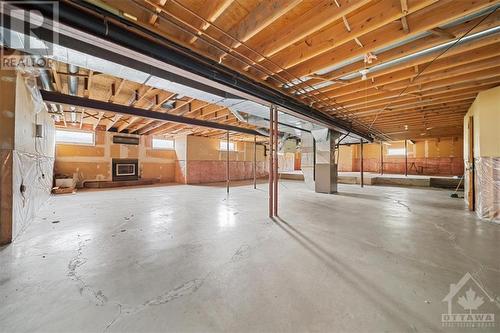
[475,157,500,223]
[10,69,55,240]
[12,151,54,239]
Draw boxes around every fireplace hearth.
[112,159,139,181]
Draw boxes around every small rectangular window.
[55,129,94,145]
[387,148,405,156]
[219,140,236,151]
[152,138,174,150]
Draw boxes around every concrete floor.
[1,181,499,332]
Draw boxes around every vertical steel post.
[404,139,408,176]
[273,107,278,216]
[226,131,230,193]
[268,106,274,218]
[253,135,257,189]
[380,141,384,175]
[312,138,316,181]
[360,139,364,188]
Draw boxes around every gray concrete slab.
[0,181,499,332]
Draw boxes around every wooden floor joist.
[36,0,500,140]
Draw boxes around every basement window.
[152,138,174,150]
[55,129,94,145]
[387,148,406,156]
[219,140,236,151]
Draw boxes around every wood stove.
[112,158,139,181]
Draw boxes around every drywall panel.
[464,86,500,159]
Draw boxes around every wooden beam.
[401,16,410,33]
[50,62,62,92]
[256,0,436,75]
[109,79,126,103]
[430,27,457,39]
[290,14,498,91]
[317,50,500,101]
[94,112,104,130]
[219,0,302,61]
[131,92,177,132]
[241,0,372,66]
[106,114,122,131]
[188,0,234,44]
[148,0,168,26]
[283,0,496,81]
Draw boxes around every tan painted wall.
[464,85,500,159]
[55,130,176,186]
[463,85,500,221]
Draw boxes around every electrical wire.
[368,6,498,130]
[126,0,382,139]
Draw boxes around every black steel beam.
[40,90,262,136]
[9,1,371,141]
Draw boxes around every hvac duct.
[68,64,79,96]
[67,64,79,122]
[32,56,63,120]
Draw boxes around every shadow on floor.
[272,216,441,332]
[336,191,384,201]
[193,179,269,188]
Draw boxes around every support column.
[404,139,408,176]
[253,135,257,189]
[360,139,364,188]
[273,107,278,217]
[313,138,316,181]
[226,131,230,193]
[268,106,274,218]
[380,141,384,175]
[312,129,340,194]
[299,132,315,190]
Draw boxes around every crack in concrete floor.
[101,242,256,332]
[3,181,499,332]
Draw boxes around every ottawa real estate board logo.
[442,272,497,328]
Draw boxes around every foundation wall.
[338,137,464,176]
[55,133,268,186]
[0,71,56,244]
[13,73,55,240]
[184,135,267,184]
[55,129,176,187]
[0,69,16,244]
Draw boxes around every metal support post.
[360,139,364,188]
